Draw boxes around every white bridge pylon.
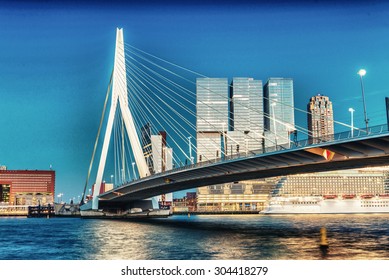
[92,28,154,210]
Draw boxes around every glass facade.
[196,78,229,132]
[230,78,263,133]
[228,78,264,153]
[264,78,295,148]
[196,132,222,162]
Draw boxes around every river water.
[1,214,389,260]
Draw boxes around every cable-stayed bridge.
[80,28,389,213]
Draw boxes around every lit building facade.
[307,94,334,143]
[263,78,295,149]
[0,169,55,205]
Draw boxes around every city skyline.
[1,1,389,200]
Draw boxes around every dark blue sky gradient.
[0,1,388,200]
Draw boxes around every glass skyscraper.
[196,78,229,132]
[196,77,271,212]
[227,77,264,154]
[196,78,228,161]
[263,78,295,148]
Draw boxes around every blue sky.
[0,1,389,201]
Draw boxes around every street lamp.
[132,162,137,180]
[357,69,369,133]
[271,102,277,147]
[110,174,114,184]
[348,108,355,137]
[57,193,63,203]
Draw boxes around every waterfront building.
[196,179,276,212]
[307,94,334,143]
[0,168,55,205]
[263,78,295,149]
[173,192,197,212]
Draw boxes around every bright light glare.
[348,108,355,112]
[358,69,366,76]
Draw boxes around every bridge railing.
[134,123,389,182]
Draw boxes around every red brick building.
[0,169,55,205]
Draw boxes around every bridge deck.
[98,130,389,207]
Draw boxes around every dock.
[27,205,55,218]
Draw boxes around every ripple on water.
[1,214,389,260]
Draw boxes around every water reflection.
[1,214,389,260]
[81,214,389,260]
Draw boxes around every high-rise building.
[263,78,295,149]
[228,78,264,154]
[196,78,229,133]
[196,77,272,212]
[196,78,228,162]
[307,94,334,143]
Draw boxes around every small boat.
[361,194,374,199]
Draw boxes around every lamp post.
[271,102,277,147]
[132,162,136,180]
[357,69,369,133]
[348,108,355,137]
[110,174,114,184]
[57,193,63,203]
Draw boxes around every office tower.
[307,94,334,142]
[196,77,272,212]
[227,78,264,154]
[196,78,229,132]
[263,78,295,148]
[196,78,228,161]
